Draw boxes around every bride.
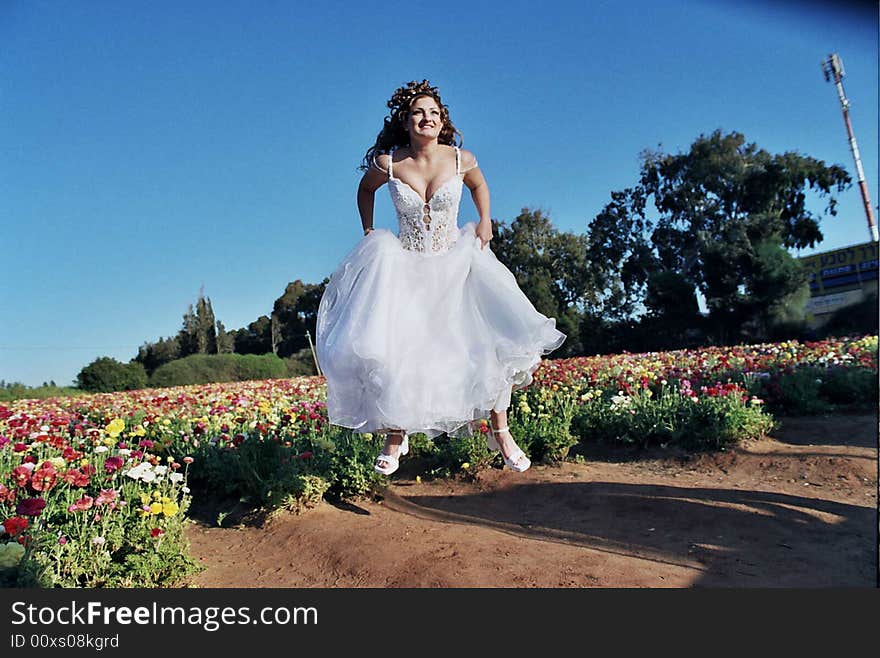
[315,79,566,476]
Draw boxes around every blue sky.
[1,0,877,387]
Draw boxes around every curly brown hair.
[360,79,463,172]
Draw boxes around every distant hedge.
[148,353,289,388]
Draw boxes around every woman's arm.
[462,149,492,248]
[357,153,390,235]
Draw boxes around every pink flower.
[68,496,94,512]
[94,489,117,506]
[11,465,31,488]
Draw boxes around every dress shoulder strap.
[388,146,396,180]
[454,146,461,175]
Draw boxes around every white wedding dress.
[316,145,566,439]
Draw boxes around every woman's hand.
[475,219,493,250]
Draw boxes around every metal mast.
[822,53,878,242]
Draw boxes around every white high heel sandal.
[487,424,531,472]
[374,431,409,476]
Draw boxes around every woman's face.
[405,95,443,142]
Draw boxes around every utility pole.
[822,52,878,242]
[305,329,322,376]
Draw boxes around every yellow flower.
[162,419,171,426]
[102,437,115,447]
[132,426,147,437]
[162,501,180,516]
[80,458,90,467]
[415,475,422,483]
[105,418,125,438]
[461,462,470,470]
[49,457,66,470]
[139,493,151,505]
[152,491,162,500]
[149,502,163,515]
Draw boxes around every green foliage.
[187,425,383,512]
[408,431,496,479]
[507,388,579,462]
[285,347,319,377]
[148,353,288,387]
[818,366,879,406]
[745,365,877,415]
[76,357,148,393]
[0,382,85,402]
[571,386,775,451]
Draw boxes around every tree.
[586,129,850,343]
[215,320,234,354]
[135,335,181,376]
[77,357,147,392]
[177,288,219,357]
[231,316,273,355]
[271,279,327,358]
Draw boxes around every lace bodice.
[374,146,477,254]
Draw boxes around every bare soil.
[184,413,878,587]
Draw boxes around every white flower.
[0,542,26,568]
[117,449,131,456]
[92,536,106,546]
[20,462,36,472]
[124,462,153,482]
[169,472,184,484]
[94,446,109,454]
[153,465,168,476]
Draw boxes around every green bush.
[148,353,288,388]
[818,366,878,406]
[407,430,497,479]
[187,424,384,513]
[76,357,148,393]
[0,383,85,402]
[571,385,775,451]
[285,347,320,377]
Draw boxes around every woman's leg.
[378,429,406,457]
[489,389,530,470]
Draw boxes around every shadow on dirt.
[388,479,875,586]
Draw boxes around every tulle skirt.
[315,221,566,439]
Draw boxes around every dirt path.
[184,413,878,587]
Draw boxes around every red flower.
[150,528,165,538]
[3,516,29,536]
[13,442,27,452]
[62,446,83,461]
[63,468,91,487]
[16,497,46,516]
[104,456,124,474]
[30,462,58,492]
[297,451,313,460]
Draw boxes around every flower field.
[1,335,876,587]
